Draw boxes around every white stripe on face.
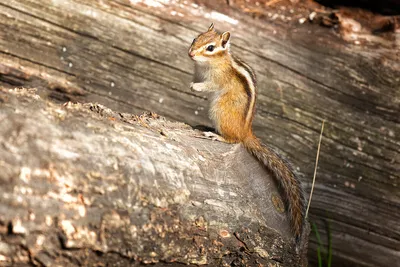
[203,43,227,55]
[191,42,227,62]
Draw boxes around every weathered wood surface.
[0,88,306,266]
[0,0,399,266]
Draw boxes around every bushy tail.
[243,135,305,242]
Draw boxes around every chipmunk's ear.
[208,23,214,31]
[221,31,231,48]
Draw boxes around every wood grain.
[0,0,399,266]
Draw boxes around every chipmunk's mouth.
[188,50,208,62]
[188,51,196,59]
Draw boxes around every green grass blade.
[317,247,323,267]
[327,220,333,267]
[312,222,327,255]
[312,222,323,247]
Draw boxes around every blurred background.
[0,0,399,266]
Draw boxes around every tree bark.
[0,1,399,266]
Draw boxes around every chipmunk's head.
[188,23,231,62]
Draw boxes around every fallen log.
[0,88,308,266]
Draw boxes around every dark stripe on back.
[232,55,257,122]
[232,55,257,87]
[233,65,253,121]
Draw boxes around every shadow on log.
[0,88,309,266]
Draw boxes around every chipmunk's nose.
[188,50,195,58]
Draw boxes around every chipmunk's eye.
[206,45,215,52]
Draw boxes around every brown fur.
[189,25,306,244]
[244,135,305,241]
[190,30,219,51]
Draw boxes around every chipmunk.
[188,23,306,244]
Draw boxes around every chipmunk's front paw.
[203,131,225,142]
[190,82,204,92]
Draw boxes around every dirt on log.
[0,0,399,267]
[0,88,308,266]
